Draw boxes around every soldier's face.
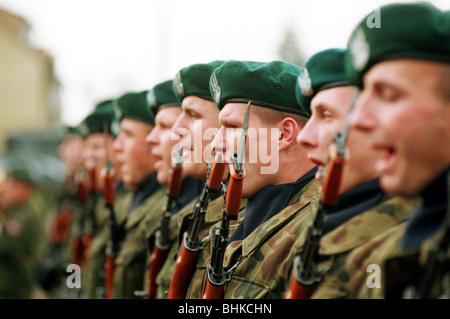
[81,133,116,190]
[351,59,450,196]
[58,134,84,176]
[146,107,182,185]
[172,96,220,181]
[298,86,382,195]
[113,118,156,190]
[212,103,279,198]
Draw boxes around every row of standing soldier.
[43,1,448,299]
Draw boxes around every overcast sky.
[0,0,449,126]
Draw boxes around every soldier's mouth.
[315,165,325,181]
[376,146,397,174]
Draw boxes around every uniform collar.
[401,167,449,250]
[228,167,316,244]
[322,178,387,235]
[129,172,160,213]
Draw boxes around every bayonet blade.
[236,101,251,166]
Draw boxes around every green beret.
[78,100,119,138]
[113,91,155,125]
[296,48,351,116]
[63,125,82,137]
[172,60,225,102]
[346,2,450,88]
[210,60,308,117]
[7,167,34,183]
[147,80,181,114]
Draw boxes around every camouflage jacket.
[140,192,193,298]
[358,214,449,299]
[142,177,204,299]
[306,195,418,299]
[0,192,45,298]
[112,185,167,298]
[185,196,247,299]
[151,192,234,299]
[85,188,132,298]
[151,197,200,299]
[220,178,321,299]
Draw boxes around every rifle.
[81,156,98,268]
[203,101,250,299]
[72,167,88,266]
[147,148,183,299]
[167,152,227,299]
[102,123,118,299]
[286,89,358,299]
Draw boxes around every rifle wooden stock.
[102,163,117,299]
[203,162,245,299]
[168,165,183,198]
[167,242,200,299]
[72,169,88,266]
[203,279,225,299]
[287,152,345,299]
[167,156,226,299]
[208,155,227,190]
[147,163,183,299]
[71,237,83,266]
[82,160,98,269]
[147,245,170,298]
[225,164,244,217]
[321,156,345,206]
[105,255,115,299]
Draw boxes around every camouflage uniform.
[142,176,204,298]
[307,195,418,299]
[0,191,46,298]
[85,186,132,298]
[185,196,247,299]
[144,197,197,299]
[380,228,449,299]
[112,184,167,298]
[221,178,320,299]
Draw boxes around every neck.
[272,152,315,185]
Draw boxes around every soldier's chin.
[183,162,207,182]
[315,165,325,181]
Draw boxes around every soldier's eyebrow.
[218,110,241,127]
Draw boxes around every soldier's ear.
[278,117,298,151]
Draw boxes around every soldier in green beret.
[206,60,320,299]
[287,48,416,299]
[143,79,204,298]
[0,164,47,298]
[346,2,449,298]
[76,100,133,299]
[166,61,242,299]
[111,90,167,298]
[41,126,85,298]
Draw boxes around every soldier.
[287,47,416,299]
[206,60,320,299]
[77,100,132,298]
[58,126,85,189]
[165,61,240,299]
[346,2,449,298]
[143,79,204,298]
[111,90,166,298]
[0,164,47,298]
[41,126,85,298]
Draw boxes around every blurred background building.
[0,8,64,185]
